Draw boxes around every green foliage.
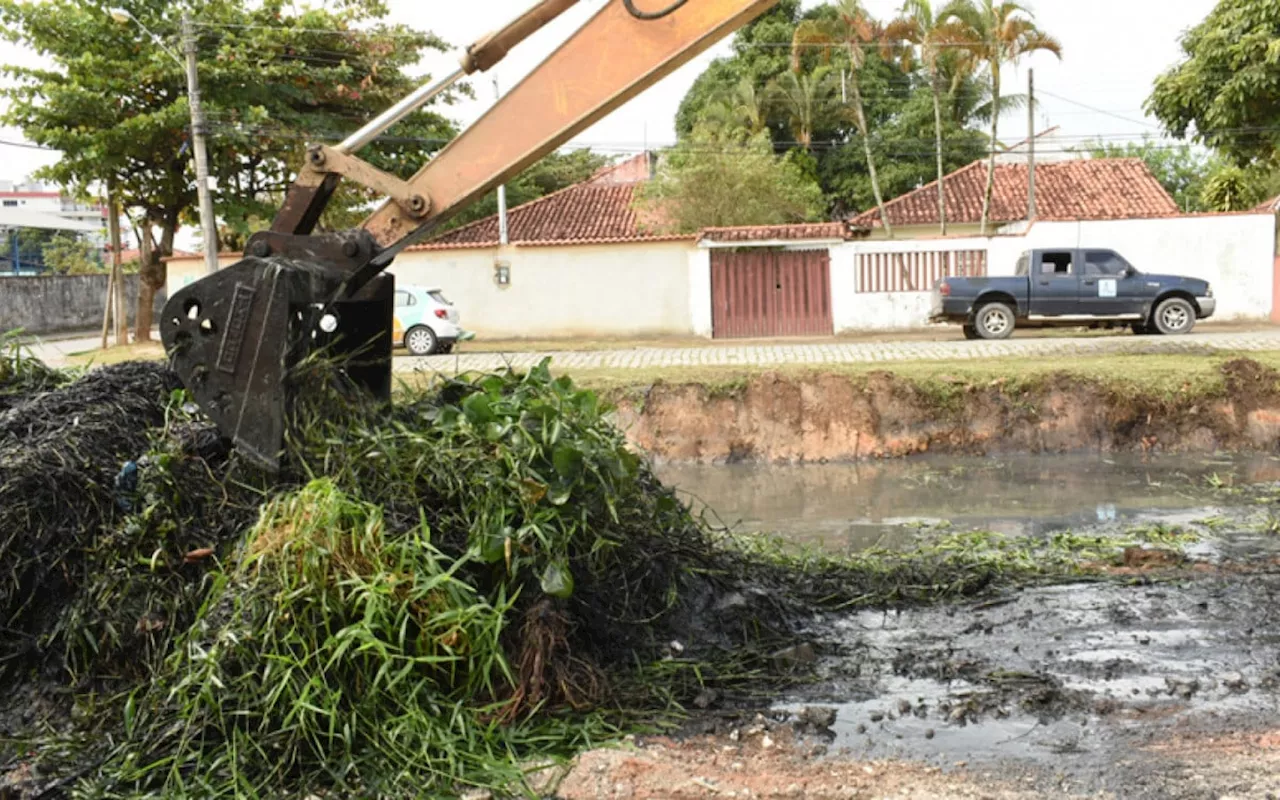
[1147,0,1280,167]
[0,330,71,400]
[1200,162,1268,211]
[441,149,614,232]
[676,0,804,139]
[57,362,729,796]
[633,128,825,232]
[0,0,459,295]
[42,232,104,274]
[674,0,994,218]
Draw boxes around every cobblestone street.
[394,328,1280,374]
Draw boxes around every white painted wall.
[688,247,712,337]
[388,240,698,339]
[832,213,1276,331]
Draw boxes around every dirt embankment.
[613,359,1280,463]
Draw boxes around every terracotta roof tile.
[849,158,1180,229]
[414,180,686,250]
[1253,194,1280,213]
[700,222,861,242]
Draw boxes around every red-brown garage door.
[711,248,833,338]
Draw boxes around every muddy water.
[657,453,1280,552]
[661,454,1280,797]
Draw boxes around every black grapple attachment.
[160,230,392,471]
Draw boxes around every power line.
[1037,89,1157,130]
[0,139,57,151]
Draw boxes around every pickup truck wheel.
[962,324,980,340]
[974,302,1015,340]
[1153,298,1196,335]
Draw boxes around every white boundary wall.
[829,213,1276,332]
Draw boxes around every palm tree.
[883,0,974,235]
[767,66,841,151]
[942,0,1061,233]
[792,0,893,236]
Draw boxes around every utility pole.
[494,76,509,246]
[182,12,218,274]
[1027,68,1036,221]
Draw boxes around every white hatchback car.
[393,285,464,355]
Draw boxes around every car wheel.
[405,325,439,355]
[1152,297,1195,335]
[974,302,1015,340]
[962,324,980,340]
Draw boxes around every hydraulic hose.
[623,0,690,19]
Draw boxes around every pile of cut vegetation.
[0,349,1119,798]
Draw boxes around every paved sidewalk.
[396,329,1280,375]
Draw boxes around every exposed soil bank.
[614,358,1280,463]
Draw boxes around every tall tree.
[792,0,895,236]
[768,66,842,150]
[883,0,974,234]
[676,0,804,139]
[942,0,1060,232]
[1147,0,1280,169]
[702,77,772,137]
[633,126,824,233]
[0,0,458,340]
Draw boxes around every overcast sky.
[0,0,1218,182]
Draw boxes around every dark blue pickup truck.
[930,248,1215,340]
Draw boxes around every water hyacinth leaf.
[480,375,506,396]
[529,357,552,384]
[462,392,494,425]
[540,560,574,598]
[552,445,584,481]
[478,525,513,564]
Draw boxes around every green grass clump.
[0,330,74,405]
[84,480,599,798]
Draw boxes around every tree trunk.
[932,73,947,236]
[135,219,174,342]
[853,80,893,238]
[981,65,1000,235]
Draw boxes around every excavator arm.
[160,0,778,470]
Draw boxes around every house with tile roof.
[849,158,1179,239]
